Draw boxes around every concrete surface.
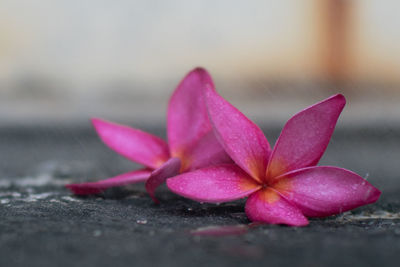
[0,124,399,267]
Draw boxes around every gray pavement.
[1,124,400,267]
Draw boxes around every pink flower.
[167,89,381,226]
[66,68,231,202]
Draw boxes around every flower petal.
[266,94,346,180]
[272,166,381,217]
[65,168,152,195]
[182,130,233,172]
[167,68,215,157]
[205,87,271,183]
[167,164,261,203]
[245,188,309,226]
[145,157,181,203]
[92,118,170,169]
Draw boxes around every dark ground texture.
[1,124,400,267]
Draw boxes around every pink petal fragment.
[167,68,215,157]
[167,164,261,203]
[92,118,170,169]
[145,157,181,203]
[205,87,271,182]
[65,169,152,195]
[272,166,381,217]
[266,94,346,180]
[245,188,309,226]
[190,225,248,236]
[183,130,233,172]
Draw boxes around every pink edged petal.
[65,168,152,195]
[167,68,215,157]
[272,166,381,217]
[266,94,346,180]
[183,130,233,172]
[166,164,261,203]
[145,157,181,203]
[205,87,271,183]
[245,188,309,226]
[92,118,170,169]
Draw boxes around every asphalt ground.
[0,124,399,267]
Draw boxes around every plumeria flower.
[66,68,231,202]
[167,89,381,226]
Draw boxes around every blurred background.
[0,0,399,126]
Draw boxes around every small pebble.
[12,192,21,198]
[93,230,102,237]
[1,199,10,204]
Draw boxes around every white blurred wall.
[0,0,399,96]
[0,0,399,124]
[351,0,400,82]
